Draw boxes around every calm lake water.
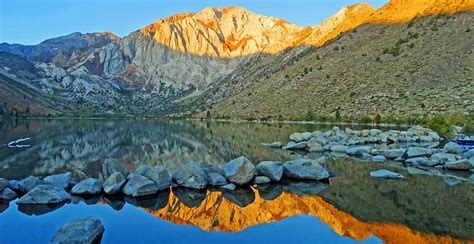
[0,119,473,243]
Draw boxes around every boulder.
[221,183,236,191]
[0,178,8,191]
[122,173,159,197]
[44,172,72,189]
[330,145,348,153]
[406,147,432,158]
[224,156,256,185]
[260,142,283,148]
[369,129,382,136]
[145,166,171,191]
[444,160,473,170]
[21,176,44,192]
[254,176,271,184]
[199,164,225,176]
[283,141,308,150]
[430,152,459,163]
[17,185,70,205]
[283,159,329,180]
[8,180,26,193]
[50,217,104,244]
[370,170,404,179]
[0,188,18,201]
[134,165,151,176]
[207,173,228,186]
[313,135,329,146]
[172,163,208,189]
[345,146,372,155]
[372,155,387,163]
[289,132,307,142]
[255,161,284,182]
[377,149,406,159]
[103,172,126,195]
[71,178,102,195]
[406,157,434,166]
[307,140,324,152]
[428,132,440,141]
[443,142,462,154]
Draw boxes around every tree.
[206,110,211,118]
[305,111,315,121]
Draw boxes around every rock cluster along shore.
[263,126,474,172]
[0,156,331,209]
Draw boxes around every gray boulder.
[444,160,473,170]
[221,183,236,191]
[407,147,432,158]
[0,188,18,201]
[345,146,372,155]
[0,178,8,191]
[71,178,102,195]
[21,176,44,192]
[122,173,159,197]
[44,172,72,189]
[50,217,104,244]
[207,173,228,186]
[372,155,387,163]
[17,185,70,204]
[443,142,462,154]
[224,156,256,185]
[255,161,283,182]
[283,159,329,180]
[378,149,406,159]
[370,170,404,179]
[283,141,308,150]
[254,176,271,184]
[145,166,171,191]
[172,163,208,189]
[103,172,126,194]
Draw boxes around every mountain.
[0,0,472,118]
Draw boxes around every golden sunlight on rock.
[142,188,465,244]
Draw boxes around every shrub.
[358,116,372,124]
[426,113,452,137]
[335,110,341,120]
[383,48,390,54]
[304,111,316,121]
[333,46,339,51]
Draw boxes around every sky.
[0,0,388,45]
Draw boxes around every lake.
[0,119,473,243]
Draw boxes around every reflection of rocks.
[223,186,255,207]
[71,195,101,205]
[18,202,66,216]
[173,188,207,208]
[50,217,104,244]
[257,184,283,200]
[103,195,125,211]
[282,180,328,197]
[125,190,170,211]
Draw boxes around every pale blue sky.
[0,0,388,45]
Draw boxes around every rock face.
[50,217,105,244]
[370,170,404,179]
[17,185,71,205]
[122,173,159,197]
[145,166,171,191]
[172,164,208,189]
[224,156,256,185]
[103,172,127,194]
[43,172,72,189]
[283,159,329,180]
[71,178,102,195]
[255,161,284,182]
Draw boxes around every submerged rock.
[283,159,329,180]
[122,173,159,197]
[370,170,404,179]
[18,202,66,216]
[330,145,348,153]
[282,180,328,197]
[443,176,463,186]
[255,161,283,182]
[43,172,72,189]
[224,156,256,185]
[145,166,171,191]
[172,163,208,189]
[17,185,71,205]
[50,217,104,244]
[103,172,127,195]
[71,178,102,195]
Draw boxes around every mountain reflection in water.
[0,119,473,243]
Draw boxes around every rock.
[50,217,104,244]
[43,172,72,189]
[172,163,208,189]
[103,172,126,194]
[372,155,387,163]
[261,142,283,148]
[444,159,473,170]
[283,159,329,180]
[145,166,171,191]
[254,176,271,184]
[283,141,308,150]
[443,176,463,186]
[290,132,312,142]
[221,183,236,191]
[377,149,406,159]
[369,129,382,136]
[282,180,328,196]
[134,165,151,176]
[255,161,283,182]
[102,160,125,179]
[330,145,348,153]
[428,132,440,141]
[464,149,474,158]
[122,173,159,197]
[21,176,44,192]
[431,153,459,163]
[8,180,26,193]
[407,167,434,176]
[223,156,256,185]
[199,164,225,176]
[0,178,9,191]
[0,188,18,201]
[345,146,372,155]
[207,173,228,186]
[71,178,102,195]
[307,140,324,152]
[406,157,438,166]
[406,147,432,158]
[17,185,71,205]
[370,170,404,179]
[378,133,389,143]
[313,135,329,146]
[443,142,462,154]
